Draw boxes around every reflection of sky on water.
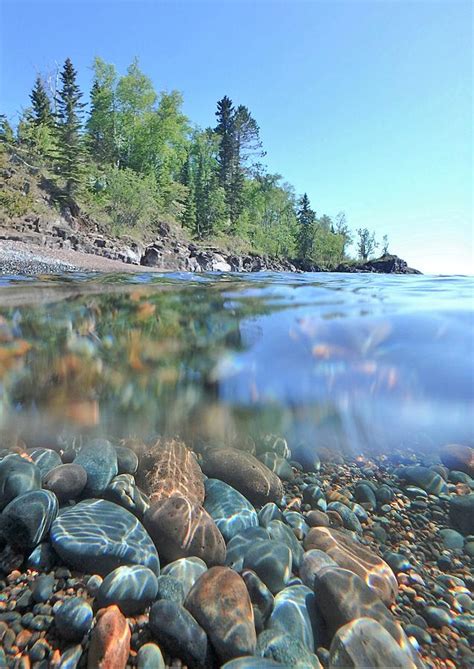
[0,271,472,455]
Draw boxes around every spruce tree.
[29,76,53,126]
[215,95,236,190]
[55,58,85,196]
[180,153,196,232]
[297,193,315,259]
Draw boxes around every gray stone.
[96,564,158,614]
[300,549,337,589]
[267,584,320,652]
[256,630,321,668]
[55,597,93,641]
[1,489,58,550]
[137,643,165,669]
[29,448,62,478]
[267,520,304,570]
[0,454,41,510]
[204,478,258,542]
[449,494,474,535]
[243,540,292,594]
[161,556,208,598]
[74,439,118,497]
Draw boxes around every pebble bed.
[0,437,472,669]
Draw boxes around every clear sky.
[0,0,472,274]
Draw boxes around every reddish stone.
[87,605,130,669]
[185,566,256,662]
[306,510,330,528]
[303,527,398,606]
[440,444,474,477]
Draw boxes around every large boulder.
[440,444,474,477]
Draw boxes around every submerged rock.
[204,478,258,542]
[440,444,474,477]
[256,630,321,668]
[1,489,58,550]
[55,597,93,641]
[185,566,257,663]
[243,540,292,594]
[161,556,208,597]
[96,565,158,614]
[29,448,62,478]
[202,448,284,506]
[449,494,474,535]
[0,454,41,510]
[50,499,159,575]
[266,584,320,652]
[87,605,130,669]
[242,569,275,634]
[74,440,118,497]
[43,463,87,503]
[304,527,398,605]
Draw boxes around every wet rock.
[87,605,130,669]
[440,444,474,477]
[204,478,258,542]
[221,658,287,668]
[259,453,294,482]
[26,542,57,571]
[32,573,55,602]
[282,511,310,540]
[267,519,304,570]
[302,485,327,511]
[267,584,320,652]
[161,556,208,597]
[149,599,210,668]
[143,495,225,566]
[242,569,275,633]
[449,494,474,535]
[185,566,256,662]
[422,606,452,628]
[55,597,93,641]
[304,527,398,605]
[29,448,62,478]
[137,643,165,669]
[354,483,377,509]
[305,510,330,528]
[314,567,419,662]
[256,630,321,668]
[74,440,118,497]
[439,528,464,550]
[382,551,412,573]
[202,448,284,506]
[226,527,270,571]
[243,540,292,594]
[300,549,338,589]
[327,502,362,533]
[96,565,158,614]
[115,446,138,475]
[43,464,87,503]
[86,574,103,597]
[50,499,159,575]
[329,617,417,668]
[156,574,185,605]
[258,503,284,528]
[1,489,58,550]
[398,466,447,495]
[375,484,395,505]
[145,439,205,505]
[0,454,41,510]
[103,474,150,518]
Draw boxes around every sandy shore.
[0,240,166,275]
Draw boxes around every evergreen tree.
[215,95,235,190]
[296,193,315,258]
[86,58,117,165]
[55,58,85,196]
[0,115,14,144]
[180,153,196,232]
[233,105,265,169]
[29,76,53,126]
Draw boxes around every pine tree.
[55,58,85,196]
[180,153,196,232]
[29,76,53,126]
[296,193,315,258]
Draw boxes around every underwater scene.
[0,270,473,669]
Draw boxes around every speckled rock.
[256,630,321,668]
[304,527,398,605]
[185,566,256,663]
[329,617,418,668]
[202,448,284,506]
[149,599,210,668]
[50,499,159,575]
[145,439,205,505]
[43,464,87,503]
[155,574,185,605]
[74,440,118,497]
[266,584,319,652]
[161,556,208,598]
[87,605,130,669]
[243,540,292,594]
[96,565,158,614]
[143,495,226,566]
[0,454,41,510]
[55,597,93,641]
[1,489,58,550]
[204,478,258,542]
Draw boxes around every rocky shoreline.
[0,215,422,275]
[0,436,472,668]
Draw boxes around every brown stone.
[87,605,131,669]
[185,566,256,663]
[440,444,474,477]
[201,448,284,506]
[143,495,226,566]
[43,464,87,502]
[145,439,205,505]
[303,527,398,606]
[306,510,330,528]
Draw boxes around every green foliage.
[0,187,36,218]
[55,58,86,195]
[86,58,118,165]
[29,76,54,127]
[296,193,316,258]
[357,227,378,261]
[0,115,14,144]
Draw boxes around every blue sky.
[0,0,472,274]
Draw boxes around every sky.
[0,0,472,275]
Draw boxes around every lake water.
[0,271,473,459]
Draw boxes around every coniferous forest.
[0,57,384,266]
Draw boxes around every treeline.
[0,57,387,265]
